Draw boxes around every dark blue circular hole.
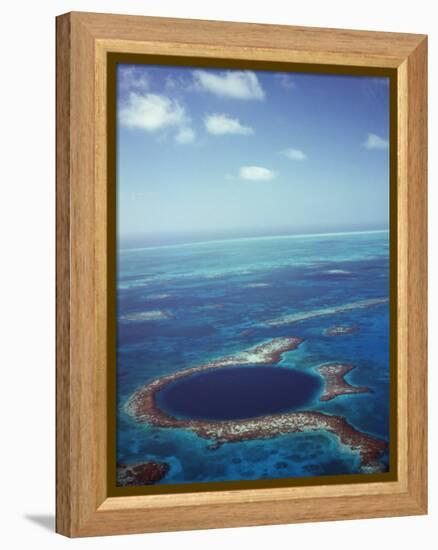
[156,365,322,421]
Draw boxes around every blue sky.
[116,64,389,242]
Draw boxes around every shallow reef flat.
[146,293,172,300]
[125,336,387,473]
[265,297,388,326]
[317,363,370,401]
[120,310,174,322]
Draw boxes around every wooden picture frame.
[56,11,427,537]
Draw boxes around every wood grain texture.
[406,37,428,511]
[56,11,428,537]
[75,11,423,67]
[396,59,409,487]
[56,13,71,537]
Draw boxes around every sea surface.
[116,230,390,484]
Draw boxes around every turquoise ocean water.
[116,230,390,484]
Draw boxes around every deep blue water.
[157,366,322,421]
[116,230,390,484]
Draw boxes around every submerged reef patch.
[323,325,359,336]
[117,461,170,486]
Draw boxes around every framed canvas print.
[56,12,427,537]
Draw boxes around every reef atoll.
[125,337,387,473]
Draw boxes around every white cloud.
[119,92,195,144]
[118,66,149,91]
[193,70,265,100]
[204,113,254,136]
[165,74,193,92]
[280,148,307,160]
[274,73,296,90]
[164,75,178,91]
[239,166,277,181]
[119,93,186,131]
[175,127,196,144]
[363,133,389,150]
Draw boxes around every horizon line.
[118,228,389,254]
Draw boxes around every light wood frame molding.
[56,11,428,537]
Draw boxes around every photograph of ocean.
[114,63,390,487]
[116,229,390,484]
